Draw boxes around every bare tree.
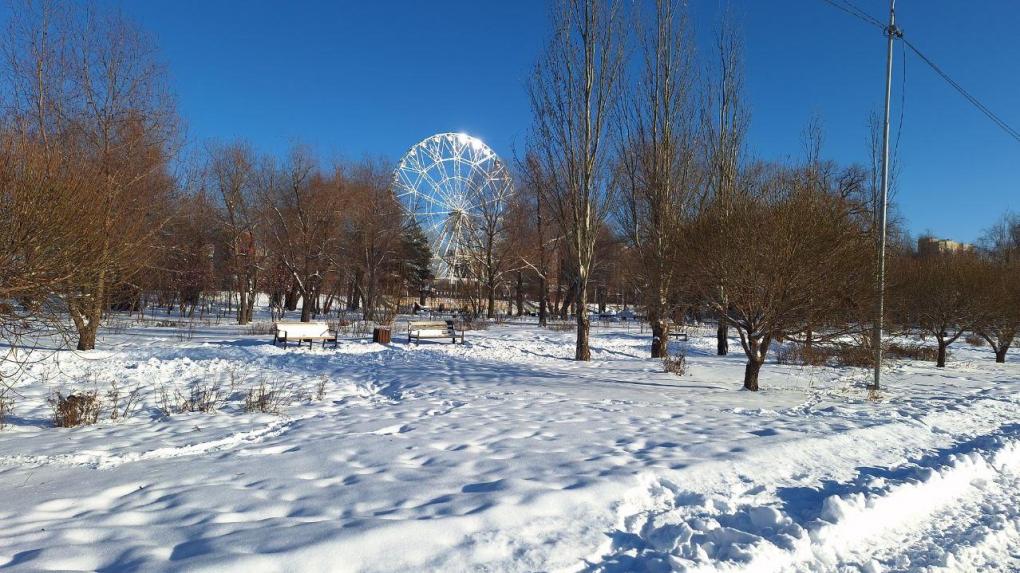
[344,159,404,321]
[207,141,261,324]
[686,165,871,390]
[703,9,749,356]
[616,0,701,357]
[529,0,625,360]
[5,3,180,350]
[263,146,345,322]
[970,214,1019,363]
[516,153,561,327]
[971,256,1020,363]
[889,251,981,368]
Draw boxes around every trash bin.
[372,327,392,344]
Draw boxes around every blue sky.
[90,1,1018,242]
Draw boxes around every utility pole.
[871,0,900,391]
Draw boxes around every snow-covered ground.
[0,322,1017,572]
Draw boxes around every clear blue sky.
[92,1,1019,242]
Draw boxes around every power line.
[901,37,1020,144]
[818,0,883,30]
[817,0,1020,145]
[894,35,906,159]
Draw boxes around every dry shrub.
[50,390,102,427]
[775,342,873,368]
[886,343,940,362]
[776,344,830,366]
[964,333,986,347]
[105,381,143,421]
[662,347,688,376]
[245,322,275,336]
[313,377,327,401]
[831,344,874,368]
[547,321,574,332]
[157,381,229,416]
[244,380,289,414]
[461,318,489,331]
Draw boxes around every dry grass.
[49,390,102,427]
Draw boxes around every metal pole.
[871,0,898,390]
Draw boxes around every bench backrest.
[408,321,450,330]
[276,321,330,338]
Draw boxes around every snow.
[0,321,1017,572]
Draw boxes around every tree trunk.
[651,319,669,358]
[285,284,299,311]
[538,276,548,327]
[516,272,524,316]
[419,290,427,306]
[238,288,250,325]
[995,347,1007,363]
[486,280,496,319]
[743,359,762,391]
[300,293,313,322]
[717,320,729,356]
[575,287,591,361]
[936,339,947,367]
[76,321,99,351]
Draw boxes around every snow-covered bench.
[407,320,462,344]
[273,321,337,349]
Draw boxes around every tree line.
[521,0,1019,388]
[1,0,1016,392]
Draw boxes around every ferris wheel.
[393,132,513,279]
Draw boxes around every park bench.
[273,321,338,349]
[407,320,463,344]
[666,322,689,341]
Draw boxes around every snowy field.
[0,322,1017,572]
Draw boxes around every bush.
[50,391,102,427]
[157,381,229,416]
[105,381,143,421]
[831,344,874,368]
[775,343,830,367]
[886,342,940,362]
[313,377,327,401]
[662,347,688,376]
[547,321,574,332]
[964,333,986,347]
[244,380,289,414]
[245,322,275,336]
[775,342,873,368]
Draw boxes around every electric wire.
[817,0,1020,145]
[901,37,1020,144]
